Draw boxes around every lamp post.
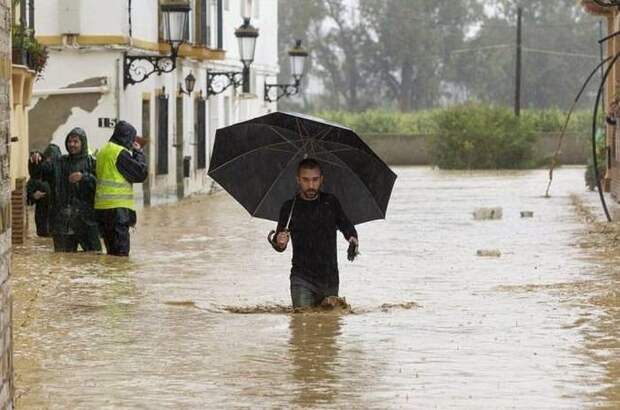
[264,40,308,102]
[206,18,259,97]
[124,1,190,88]
[235,17,259,93]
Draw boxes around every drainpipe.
[128,0,133,39]
[115,59,121,120]
[28,0,35,35]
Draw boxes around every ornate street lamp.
[179,71,196,95]
[264,40,309,103]
[124,0,191,88]
[207,18,259,97]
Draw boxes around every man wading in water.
[271,158,359,309]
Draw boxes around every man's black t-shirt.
[276,192,357,295]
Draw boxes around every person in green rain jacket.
[29,128,101,252]
[26,144,61,237]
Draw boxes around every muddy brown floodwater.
[11,166,620,408]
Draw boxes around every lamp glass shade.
[237,36,258,63]
[235,18,259,64]
[162,3,190,45]
[288,40,308,79]
[185,72,196,93]
[290,55,306,78]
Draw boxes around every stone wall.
[361,132,590,166]
[0,0,13,408]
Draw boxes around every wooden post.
[515,6,522,117]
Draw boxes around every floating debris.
[477,249,501,257]
[380,301,421,312]
[520,211,534,218]
[473,207,503,220]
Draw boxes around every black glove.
[347,240,359,262]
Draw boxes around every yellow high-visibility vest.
[95,142,134,210]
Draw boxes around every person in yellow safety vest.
[95,121,148,256]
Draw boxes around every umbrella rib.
[268,126,302,149]
[251,146,307,218]
[318,149,387,219]
[313,126,333,141]
[265,147,301,154]
[296,118,306,138]
[208,141,299,174]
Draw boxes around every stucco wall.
[32,1,280,203]
[0,0,14,407]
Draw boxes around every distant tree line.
[278,0,602,113]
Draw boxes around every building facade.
[0,0,14,406]
[31,0,279,204]
[582,1,620,199]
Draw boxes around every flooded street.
[11,166,620,408]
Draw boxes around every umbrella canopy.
[207,112,397,225]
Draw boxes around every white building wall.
[33,0,280,204]
[33,51,118,150]
[129,0,159,41]
[79,0,127,36]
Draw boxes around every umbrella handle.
[268,229,290,252]
[267,230,277,245]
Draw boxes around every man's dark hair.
[297,158,322,175]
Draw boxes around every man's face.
[297,167,323,200]
[67,135,82,155]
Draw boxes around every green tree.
[360,0,481,111]
[451,0,601,108]
[307,0,376,111]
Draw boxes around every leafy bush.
[315,109,439,135]
[314,107,591,136]
[12,24,49,77]
[427,103,537,169]
[313,105,596,169]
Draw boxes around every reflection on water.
[10,166,620,408]
[289,314,343,408]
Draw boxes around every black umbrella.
[207,112,397,225]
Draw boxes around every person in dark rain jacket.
[95,121,148,256]
[26,143,61,237]
[29,128,101,252]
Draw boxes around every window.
[142,98,152,206]
[156,93,169,175]
[224,0,229,11]
[208,101,219,170]
[195,0,209,45]
[176,96,185,195]
[196,98,207,169]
